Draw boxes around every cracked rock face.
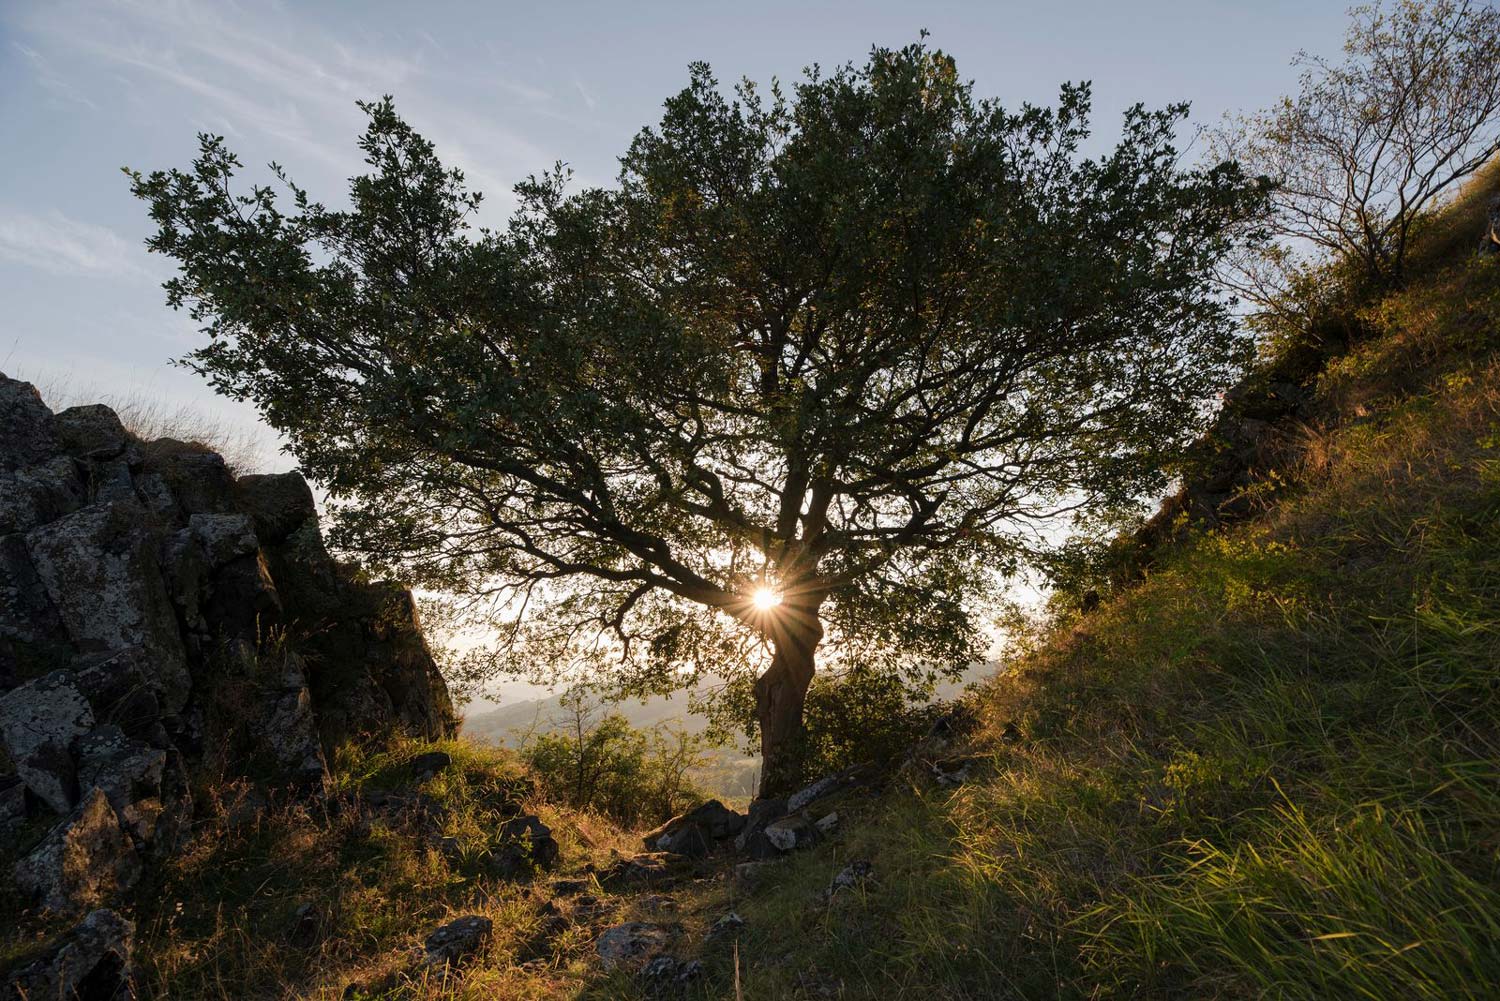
[0,373,457,942]
[0,670,95,813]
[26,503,191,712]
[0,374,61,472]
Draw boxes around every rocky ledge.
[0,372,455,997]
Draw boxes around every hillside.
[5,137,1496,1001]
[641,170,1500,999]
[2,168,1481,1000]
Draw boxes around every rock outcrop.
[0,372,457,982]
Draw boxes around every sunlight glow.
[751,586,783,611]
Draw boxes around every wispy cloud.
[0,209,152,279]
[12,41,99,111]
[17,0,561,222]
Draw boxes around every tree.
[1219,0,1500,304]
[129,40,1267,795]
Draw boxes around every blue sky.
[0,0,1351,467]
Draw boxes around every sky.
[0,0,1354,705]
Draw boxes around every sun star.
[752,586,783,611]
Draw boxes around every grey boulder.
[25,502,190,712]
[14,787,141,914]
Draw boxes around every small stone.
[815,811,839,834]
[422,915,492,967]
[601,851,693,888]
[764,814,818,852]
[499,813,560,871]
[409,749,452,779]
[288,902,320,946]
[708,911,745,939]
[595,922,676,970]
[642,954,680,979]
[832,859,874,891]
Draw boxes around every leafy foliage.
[1220,0,1500,307]
[521,691,708,826]
[129,40,1267,782]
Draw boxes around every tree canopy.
[130,40,1268,793]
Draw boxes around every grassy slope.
[90,173,1500,1000]
[673,172,1500,1000]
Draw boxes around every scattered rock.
[644,799,746,854]
[288,902,321,947]
[708,911,745,939]
[638,893,677,913]
[788,774,842,813]
[409,750,452,780]
[734,796,787,852]
[764,814,819,853]
[0,669,95,813]
[602,851,694,888]
[739,830,782,861]
[550,878,591,896]
[831,859,874,892]
[641,954,702,983]
[931,754,985,786]
[815,811,839,835]
[422,915,492,968]
[497,814,560,871]
[14,787,141,914]
[1,908,134,1001]
[595,921,676,970]
[656,820,713,859]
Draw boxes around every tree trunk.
[753,598,823,797]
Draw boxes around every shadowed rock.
[14,788,141,915]
[2,908,135,1001]
[0,670,94,812]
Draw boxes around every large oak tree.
[131,42,1267,794]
